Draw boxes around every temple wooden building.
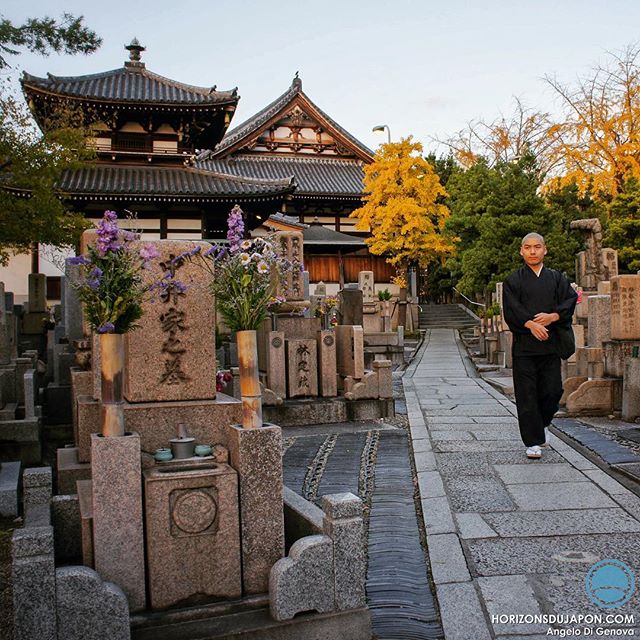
[21,40,295,241]
[12,40,396,293]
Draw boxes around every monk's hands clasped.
[525,320,549,341]
[532,312,559,327]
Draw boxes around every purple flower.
[96,211,122,256]
[68,255,89,266]
[124,230,138,242]
[139,244,159,261]
[226,205,245,253]
[97,322,115,333]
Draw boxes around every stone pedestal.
[226,423,284,594]
[91,432,146,611]
[622,358,640,421]
[275,317,321,340]
[12,525,56,640]
[143,462,241,609]
[77,394,241,463]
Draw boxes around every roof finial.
[125,38,146,68]
[292,71,302,90]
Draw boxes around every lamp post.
[372,124,391,144]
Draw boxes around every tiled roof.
[206,77,373,159]
[303,224,365,245]
[197,155,365,197]
[58,165,295,200]
[21,67,238,106]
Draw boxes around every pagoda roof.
[205,77,373,161]
[58,164,295,203]
[197,155,365,199]
[21,67,237,107]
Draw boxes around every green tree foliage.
[606,177,640,272]
[445,154,588,297]
[0,13,100,264]
[0,86,94,264]
[0,13,101,69]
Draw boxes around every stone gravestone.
[586,295,611,348]
[314,281,327,296]
[338,289,363,326]
[28,273,47,313]
[124,240,216,402]
[601,248,618,282]
[611,275,640,340]
[317,330,337,397]
[571,218,605,290]
[335,325,365,379]
[63,258,85,342]
[0,283,9,365]
[358,271,375,303]
[275,232,305,301]
[286,339,318,397]
[267,331,286,398]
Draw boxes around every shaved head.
[521,232,545,246]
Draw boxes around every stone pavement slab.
[507,481,618,510]
[493,463,587,484]
[404,327,640,638]
[482,508,640,537]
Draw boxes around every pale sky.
[3,1,640,154]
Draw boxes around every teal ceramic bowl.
[154,448,173,462]
[195,444,212,457]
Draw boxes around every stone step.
[131,598,369,640]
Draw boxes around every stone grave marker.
[124,240,216,403]
[335,325,365,379]
[338,289,363,326]
[358,271,375,303]
[267,331,286,398]
[286,339,318,397]
[275,232,305,301]
[611,275,640,340]
[586,295,611,347]
[317,330,337,397]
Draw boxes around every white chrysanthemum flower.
[251,252,262,261]
[239,252,251,266]
[240,239,253,250]
[257,261,269,274]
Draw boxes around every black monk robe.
[502,266,578,357]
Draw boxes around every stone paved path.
[404,328,640,639]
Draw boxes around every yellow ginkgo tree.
[350,136,455,271]
[544,45,640,200]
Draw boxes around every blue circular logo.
[584,559,635,609]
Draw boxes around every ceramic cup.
[195,444,212,457]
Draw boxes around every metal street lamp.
[372,124,391,144]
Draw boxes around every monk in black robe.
[503,233,578,459]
